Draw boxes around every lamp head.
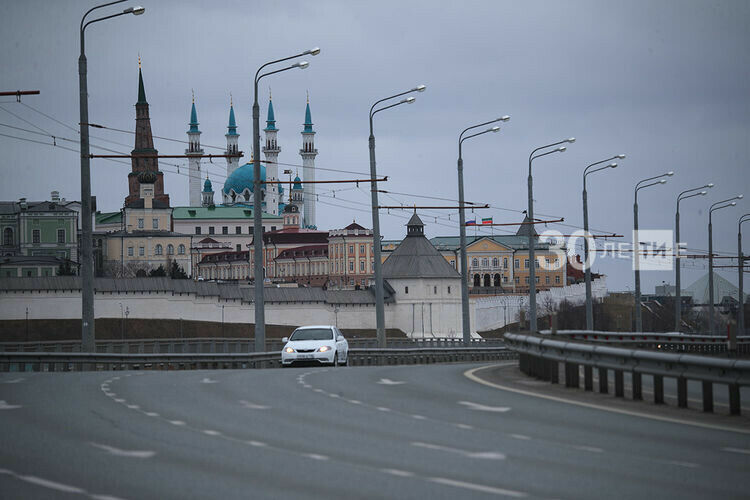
[700,191,707,195]
[659,179,667,184]
[404,96,416,104]
[307,47,321,56]
[617,154,626,159]
[706,183,714,188]
[413,85,426,92]
[123,6,145,14]
[500,115,511,122]
[609,162,618,168]
[737,194,744,199]
[293,61,309,69]
[558,146,567,152]
[666,171,674,176]
[731,202,737,206]
[567,137,576,143]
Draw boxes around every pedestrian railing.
[540,330,750,355]
[0,346,515,373]
[504,332,750,415]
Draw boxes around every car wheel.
[340,355,348,367]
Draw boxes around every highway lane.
[0,363,748,499]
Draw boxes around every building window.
[554,258,560,267]
[153,218,158,229]
[155,244,163,255]
[492,257,498,267]
[535,260,539,268]
[209,226,215,235]
[545,275,550,284]
[524,258,529,268]
[222,226,228,235]
[535,276,540,284]
[482,258,488,267]
[360,244,365,254]
[168,244,174,255]
[32,229,40,244]
[503,276,508,283]
[178,244,185,255]
[271,226,277,232]
[349,261,354,272]
[472,258,478,267]
[235,226,241,234]
[139,246,145,256]
[545,257,550,268]
[137,218,144,229]
[450,259,455,268]
[503,257,508,269]
[514,259,519,269]
[434,286,437,294]
[349,245,354,255]
[360,261,365,271]
[447,286,451,294]
[234,244,240,252]
[515,276,519,284]
[57,229,65,243]
[195,226,201,235]
[555,275,561,284]
[525,276,529,284]
[128,246,133,256]
[405,286,409,294]
[3,228,12,246]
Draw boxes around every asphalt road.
[1,362,749,499]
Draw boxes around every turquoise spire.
[265,94,277,132]
[303,98,313,133]
[293,175,303,190]
[188,97,199,133]
[203,176,212,192]
[227,102,238,136]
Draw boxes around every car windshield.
[290,328,334,341]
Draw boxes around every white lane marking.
[111,377,120,381]
[376,407,391,412]
[169,420,186,426]
[126,404,140,410]
[464,365,750,435]
[411,414,427,420]
[377,378,406,385]
[203,430,221,436]
[412,441,506,460]
[305,453,329,461]
[0,400,22,410]
[90,495,127,500]
[239,400,271,410]
[200,378,218,384]
[90,442,156,458]
[145,412,159,417]
[246,440,267,447]
[571,445,603,453]
[455,423,474,430]
[348,400,362,405]
[302,384,312,389]
[428,477,526,498]
[458,401,511,413]
[103,392,114,397]
[381,468,415,477]
[314,388,325,393]
[328,393,341,398]
[2,378,24,384]
[657,459,699,468]
[18,475,86,494]
[113,399,125,403]
[511,434,531,440]
[722,447,750,455]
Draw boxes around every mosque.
[187,93,319,229]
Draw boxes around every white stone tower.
[186,93,203,207]
[262,93,280,215]
[300,94,318,228]
[225,96,240,180]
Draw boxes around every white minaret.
[187,92,203,207]
[263,93,280,215]
[300,94,318,228]
[225,95,240,180]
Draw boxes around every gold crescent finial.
[230,92,233,107]
[269,87,272,101]
[306,90,309,104]
[138,54,141,69]
[191,88,195,104]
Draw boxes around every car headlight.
[317,346,330,352]
[284,347,295,353]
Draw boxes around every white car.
[281,326,348,367]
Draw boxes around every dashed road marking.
[239,400,271,410]
[169,420,186,426]
[511,434,531,440]
[305,454,329,461]
[201,378,218,384]
[0,400,22,410]
[458,401,511,413]
[455,423,474,430]
[722,447,750,455]
[2,378,24,384]
[412,441,506,460]
[376,407,391,412]
[428,477,526,498]
[90,442,156,459]
[411,414,427,420]
[572,445,603,453]
[377,378,406,385]
[246,440,267,447]
[203,430,221,436]
[381,468,415,477]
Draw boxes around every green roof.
[96,211,122,224]
[172,205,282,220]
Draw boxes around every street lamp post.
[582,155,623,331]
[633,172,673,332]
[739,214,750,335]
[674,184,712,331]
[527,139,574,333]
[457,117,509,344]
[369,85,426,348]
[252,48,319,353]
[708,196,742,335]
[79,0,144,352]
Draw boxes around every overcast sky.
[1,0,748,292]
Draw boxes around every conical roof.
[265,98,277,131]
[683,272,747,305]
[227,104,238,136]
[188,102,199,133]
[137,67,147,104]
[382,214,460,279]
[516,215,538,237]
[303,101,314,133]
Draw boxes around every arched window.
[471,258,478,267]
[492,257,498,267]
[155,244,163,255]
[482,258,488,267]
[494,274,501,287]
[167,244,174,255]
[244,191,250,201]
[178,244,185,255]
[483,274,491,287]
[3,228,13,246]
[473,274,481,287]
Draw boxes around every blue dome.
[223,162,265,195]
[293,176,303,190]
[203,177,212,192]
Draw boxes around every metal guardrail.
[0,346,515,372]
[539,330,750,355]
[0,337,504,354]
[504,332,750,415]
